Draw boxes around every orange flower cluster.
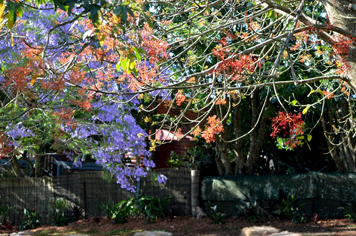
[322,90,335,100]
[175,90,186,106]
[4,45,44,91]
[212,47,257,81]
[201,115,224,143]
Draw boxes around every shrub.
[102,196,172,224]
[235,193,267,223]
[72,205,84,221]
[136,196,171,223]
[207,203,227,224]
[50,199,69,226]
[101,200,117,219]
[276,195,307,223]
[20,208,41,230]
[0,202,11,225]
[343,203,356,222]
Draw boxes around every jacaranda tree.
[0,3,168,191]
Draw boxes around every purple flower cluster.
[6,123,35,140]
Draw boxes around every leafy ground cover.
[2,216,356,235]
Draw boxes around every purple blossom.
[157,174,168,184]
[6,123,35,139]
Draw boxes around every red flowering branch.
[271,112,305,149]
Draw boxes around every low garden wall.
[0,168,196,225]
[201,172,356,218]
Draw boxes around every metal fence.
[0,168,196,225]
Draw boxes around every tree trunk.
[321,110,350,172]
[214,151,225,175]
[321,0,356,91]
[215,136,233,175]
[10,154,24,177]
[232,103,244,175]
[245,90,269,174]
[35,154,45,177]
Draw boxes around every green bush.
[102,196,172,224]
[101,200,116,219]
[0,202,11,225]
[50,199,69,226]
[208,203,227,224]
[276,195,307,223]
[112,198,137,224]
[20,208,41,230]
[343,203,356,222]
[136,196,171,223]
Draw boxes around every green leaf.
[7,2,19,28]
[307,90,315,97]
[302,105,310,115]
[289,100,298,106]
[307,134,312,142]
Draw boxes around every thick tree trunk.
[322,0,356,91]
[245,90,269,174]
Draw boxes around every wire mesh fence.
[0,168,193,225]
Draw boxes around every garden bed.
[2,216,356,235]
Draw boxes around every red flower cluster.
[271,112,305,149]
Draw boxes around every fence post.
[191,170,200,216]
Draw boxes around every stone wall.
[0,168,195,225]
[201,172,356,218]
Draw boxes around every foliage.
[112,198,137,224]
[276,195,307,223]
[271,112,305,151]
[167,140,213,170]
[207,203,227,225]
[235,193,267,223]
[20,208,41,230]
[167,151,191,168]
[0,202,11,225]
[72,205,84,221]
[102,196,172,224]
[101,201,117,219]
[50,198,69,226]
[101,198,137,224]
[343,203,356,222]
[0,2,164,191]
[1,0,356,180]
[136,196,172,223]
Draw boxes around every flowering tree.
[0,4,169,191]
[2,0,356,175]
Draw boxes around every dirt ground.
[2,216,356,236]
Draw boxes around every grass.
[84,229,99,234]
[105,229,138,235]
[33,229,99,236]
